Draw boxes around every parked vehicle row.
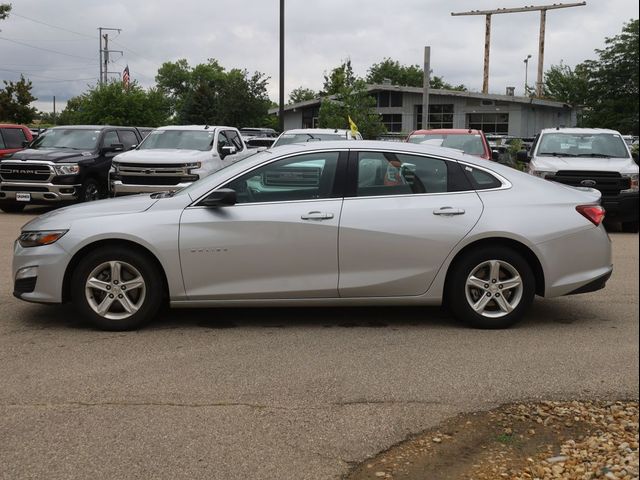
[12,141,612,331]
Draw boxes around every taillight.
[576,205,606,226]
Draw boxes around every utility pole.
[422,46,431,130]
[451,2,586,96]
[278,0,285,132]
[98,27,123,85]
[53,96,56,125]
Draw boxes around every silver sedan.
[12,141,612,330]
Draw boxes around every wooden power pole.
[451,2,586,96]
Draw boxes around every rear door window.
[1,127,27,149]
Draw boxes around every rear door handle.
[301,211,334,220]
[433,207,466,216]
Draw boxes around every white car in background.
[272,128,362,148]
[109,125,253,196]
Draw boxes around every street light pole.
[278,0,285,132]
[524,54,532,95]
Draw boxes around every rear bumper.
[566,269,612,295]
[0,181,80,203]
[110,180,193,196]
[601,192,639,223]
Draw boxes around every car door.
[179,150,346,300]
[338,150,484,297]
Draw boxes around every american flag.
[122,65,130,88]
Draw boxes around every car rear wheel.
[71,247,164,330]
[0,203,26,213]
[447,247,535,329]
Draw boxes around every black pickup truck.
[0,125,145,213]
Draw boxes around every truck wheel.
[80,178,103,202]
[0,203,26,213]
[446,247,535,329]
[622,221,639,233]
[70,247,164,331]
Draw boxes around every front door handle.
[301,211,334,220]
[433,207,466,216]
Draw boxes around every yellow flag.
[348,116,359,137]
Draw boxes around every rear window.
[1,127,27,149]
[273,132,345,147]
[408,133,486,156]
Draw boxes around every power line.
[0,67,96,82]
[10,12,94,39]
[0,36,95,61]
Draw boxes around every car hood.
[532,156,637,174]
[5,148,97,163]
[21,195,159,231]
[114,149,213,164]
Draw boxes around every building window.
[466,113,509,134]
[381,114,403,132]
[414,104,454,130]
[302,107,320,128]
[377,91,403,107]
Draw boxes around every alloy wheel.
[85,261,146,320]
[465,259,523,318]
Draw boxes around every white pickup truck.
[109,125,253,196]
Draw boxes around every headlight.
[621,173,639,193]
[530,169,553,179]
[18,230,68,248]
[53,164,80,175]
[185,162,202,172]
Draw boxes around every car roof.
[540,127,622,135]
[49,125,139,130]
[156,125,233,131]
[281,128,352,135]
[410,129,482,135]
[0,124,29,129]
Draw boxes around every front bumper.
[12,240,70,304]
[601,192,639,223]
[110,180,194,196]
[0,181,81,203]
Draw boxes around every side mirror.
[516,150,530,163]
[199,188,237,207]
[491,150,500,161]
[103,143,125,153]
[129,144,138,150]
[220,146,237,159]
[22,140,31,148]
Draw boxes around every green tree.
[156,58,272,127]
[582,19,639,134]
[366,58,467,91]
[0,3,10,21]
[288,87,317,104]
[543,63,590,107]
[0,75,37,124]
[57,81,171,127]
[318,61,386,139]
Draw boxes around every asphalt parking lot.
[0,209,638,480]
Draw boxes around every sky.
[1,0,638,113]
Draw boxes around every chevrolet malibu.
[12,141,612,331]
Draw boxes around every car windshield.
[138,130,216,151]
[30,128,101,150]
[537,133,629,158]
[408,133,485,156]
[273,133,344,147]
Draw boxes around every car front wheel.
[447,247,535,329]
[71,247,164,330]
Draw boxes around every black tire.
[70,247,164,331]
[80,178,103,202]
[622,221,639,233]
[0,203,26,213]
[446,247,536,329]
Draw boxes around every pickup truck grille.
[263,167,321,187]
[120,176,183,186]
[0,163,51,182]
[547,171,629,196]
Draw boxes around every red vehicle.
[405,128,497,161]
[0,124,33,158]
